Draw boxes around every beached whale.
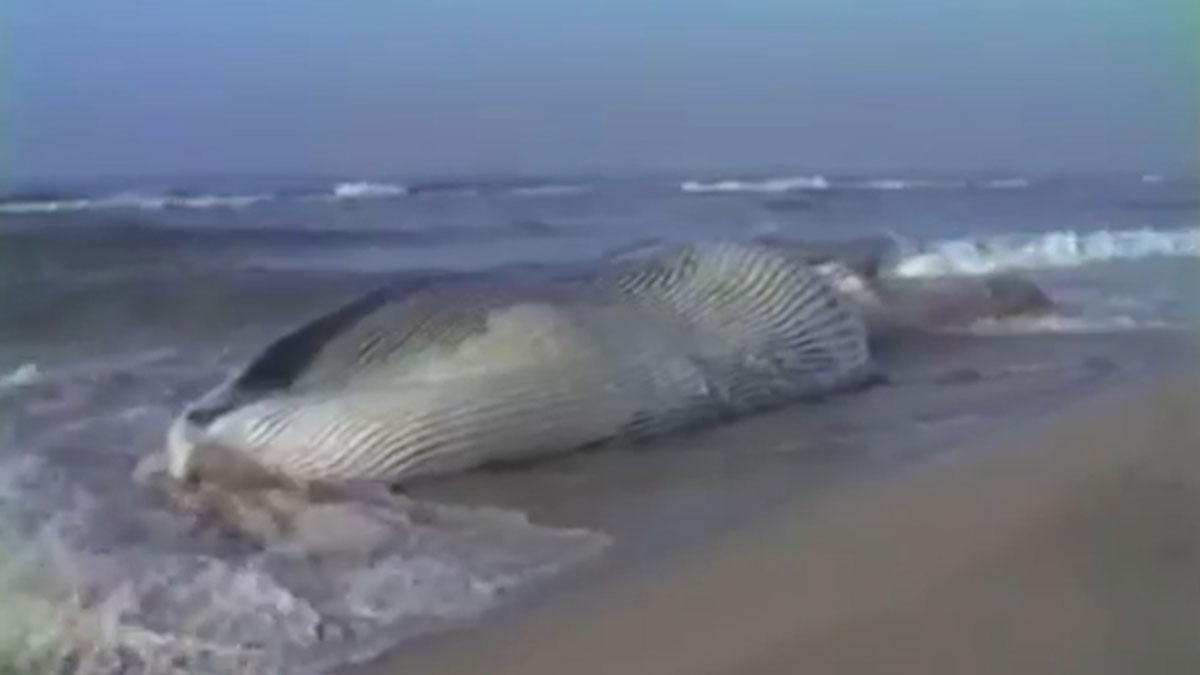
[166,243,874,489]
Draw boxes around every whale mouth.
[166,411,204,483]
[184,403,234,426]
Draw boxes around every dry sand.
[360,356,1199,675]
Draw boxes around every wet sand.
[361,342,1199,675]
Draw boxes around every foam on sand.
[0,351,609,674]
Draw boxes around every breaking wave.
[0,363,41,391]
[0,350,608,674]
[961,314,1170,335]
[891,226,1200,277]
[329,182,408,200]
[0,181,414,214]
[507,184,590,197]
[845,178,967,190]
[680,175,1033,194]
[681,175,830,194]
[980,177,1031,190]
[0,192,272,214]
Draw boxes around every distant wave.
[0,198,94,214]
[963,314,1169,335]
[842,177,1029,191]
[846,178,968,191]
[507,184,590,197]
[980,177,1031,190]
[857,179,930,190]
[329,181,408,200]
[0,192,271,214]
[0,181,413,213]
[1141,173,1165,184]
[891,226,1200,277]
[681,175,830,194]
[680,175,1035,194]
[406,181,482,197]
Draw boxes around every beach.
[365,336,1199,675]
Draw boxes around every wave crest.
[508,184,589,197]
[0,192,271,214]
[330,182,408,200]
[892,227,1200,277]
[847,179,968,190]
[981,177,1030,190]
[681,175,830,194]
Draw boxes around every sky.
[3,0,1197,179]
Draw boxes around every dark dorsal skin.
[228,269,501,396]
[183,286,399,427]
[233,286,396,392]
[220,266,603,404]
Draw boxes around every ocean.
[0,171,1197,673]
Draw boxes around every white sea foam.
[891,227,1200,277]
[962,314,1169,335]
[681,175,830,194]
[163,193,272,209]
[0,363,41,390]
[681,175,995,193]
[0,181,415,213]
[0,351,608,674]
[1141,173,1165,184]
[832,176,1028,191]
[0,199,95,214]
[330,182,408,200]
[858,179,918,190]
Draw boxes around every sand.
[357,353,1199,675]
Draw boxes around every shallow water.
[0,171,1196,673]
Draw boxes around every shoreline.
[354,346,1199,675]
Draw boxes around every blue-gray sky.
[4,0,1197,179]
